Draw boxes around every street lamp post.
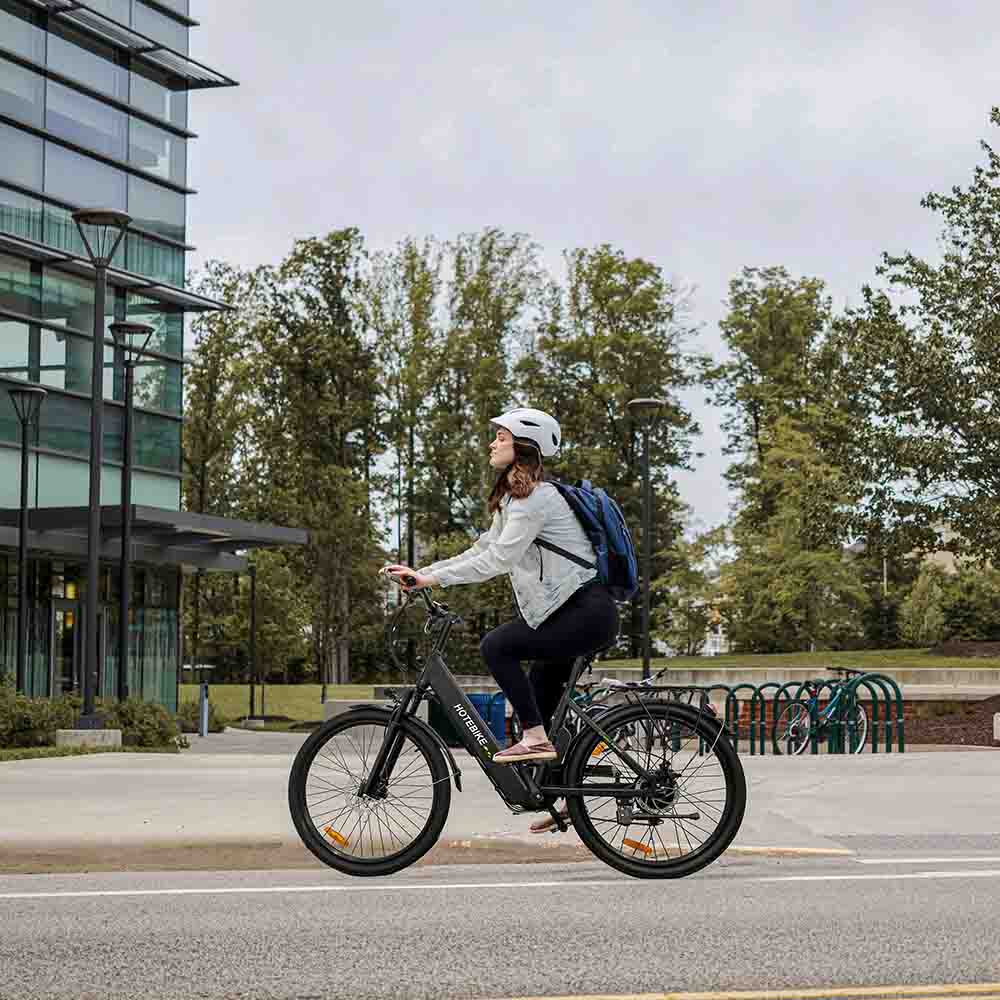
[8,386,46,693]
[108,321,155,702]
[626,398,667,680]
[72,209,131,725]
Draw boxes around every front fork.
[357,688,417,799]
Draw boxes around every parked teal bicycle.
[772,667,870,755]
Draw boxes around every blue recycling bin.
[469,692,507,745]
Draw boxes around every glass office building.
[0,2,304,709]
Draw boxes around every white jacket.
[418,482,598,629]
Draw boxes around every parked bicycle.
[772,666,870,755]
[288,585,747,879]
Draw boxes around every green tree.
[899,565,948,647]
[519,244,702,655]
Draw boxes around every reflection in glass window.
[46,81,128,161]
[0,319,29,380]
[35,390,90,456]
[130,68,188,129]
[0,253,39,315]
[45,143,127,210]
[0,59,44,127]
[38,328,113,397]
[0,122,43,189]
[47,24,129,102]
[127,174,185,243]
[132,3,189,54]
[132,357,182,414]
[0,1,45,63]
[0,186,43,242]
[42,268,94,333]
[83,0,130,24]
[134,410,180,472]
[125,300,183,356]
[129,117,187,185]
[42,203,128,272]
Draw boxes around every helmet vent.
[520,420,540,427]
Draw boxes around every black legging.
[479,583,619,731]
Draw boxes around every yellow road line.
[496,984,1000,1000]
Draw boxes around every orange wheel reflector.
[324,827,349,847]
[590,743,608,757]
[622,838,653,855]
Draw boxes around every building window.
[46,80,128,161]
[47,23,129,104]
[36,389,91,456]
[0,122,44,189]
[131,356,182,414]
[0,1,45,64]
[125,300,183,357]
[132,2,189,54]
[84,0,131,24]
[0,253,41,315]
[130,66,188,129]
[0,57,45,128]
[0,186,43,242]
[127,174,185,243]
[126,232,184,287]
[129,117,186,186]
[44,142,127,210]
[0,319,31,380]
[133,410,180,472]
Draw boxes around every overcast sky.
[185,1,1000,531]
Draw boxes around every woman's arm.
[432,500,546,587]
[417,519,498,578]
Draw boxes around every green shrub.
[98,697,179,748]
[940,568,1000,641]
[0,679,81,748]
[175,698,226,734]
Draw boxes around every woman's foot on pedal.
[493,739,557,763]
[529,805,569,834]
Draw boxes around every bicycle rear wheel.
[288,708,451,876]
[563,701,746,879]
[772,700,813,755]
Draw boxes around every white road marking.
[856,857,1000,865]
[0,879,624,901]
[757,869,1000,883]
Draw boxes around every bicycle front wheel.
[564,701,746,879]
[288,708,451,877]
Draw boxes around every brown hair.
[487,441,546,514]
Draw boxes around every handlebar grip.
[402,574,418,587]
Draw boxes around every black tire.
[288,708,451,877]
[847,702,869,754]
[563,701,746,879]
[772,700,814,755]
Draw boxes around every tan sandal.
[529,806,570,834]
[493,739,558,763]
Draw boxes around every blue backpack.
[535,479,640,602]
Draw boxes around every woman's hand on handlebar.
[382,565,438,592]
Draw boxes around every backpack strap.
[535,537,597,571]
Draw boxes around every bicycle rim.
[295,718,442,865]
[566,702,745,877]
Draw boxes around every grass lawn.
[178,683,375,723]
[605,648,1000,671]
[0,745,179,762]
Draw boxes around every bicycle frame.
[359,593,657,812]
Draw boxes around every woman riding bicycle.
[385,407,619,793]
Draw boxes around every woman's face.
[489,427,515,469]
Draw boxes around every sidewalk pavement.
[2,728,998,871]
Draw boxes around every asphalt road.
[3,850,1000,1000]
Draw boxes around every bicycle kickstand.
[546,802,569,833]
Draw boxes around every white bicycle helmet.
[490,407,561,458]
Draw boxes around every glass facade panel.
[0,121,43,188]
[44,142,127,210]
[0,185,43,241]
[130,68,188,129]
[0,318,29,379]
[47,24,129,103]
[46,80,128,160]
[127,174,184,243]
[39,328,113,397]
[85,0,131,23]
[132,357,182,413]
[37,389,90,455]
[126,232,184,286]
[132,3,189,54]
[0,252,39,314]
[0,1,46,63]
[129,117,186,185]
[42,267,93,332]
[0,57,44,127]
[133,409,180,471]
[125,299,183,356]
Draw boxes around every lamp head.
[626,397,668,426]
[71,209,131,267]
[109,321,156,363]
[8,385,47,425]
